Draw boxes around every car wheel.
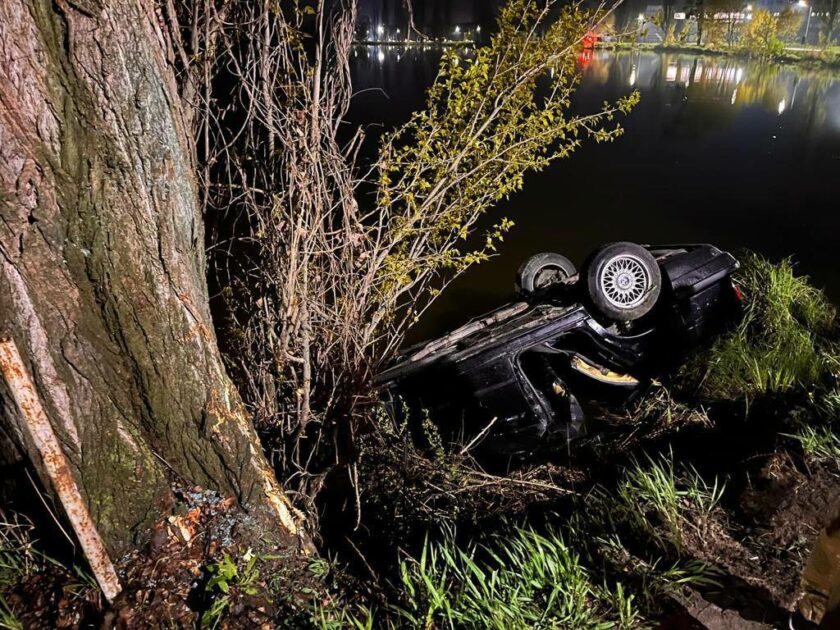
[516,252,577,295]
[584,242,661,321]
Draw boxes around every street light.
[798,0,813,44]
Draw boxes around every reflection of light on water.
[664,63,689,85]
[688,65,743,85]
[361,48,840,132]
[577,49,593,67]
[828,92,840,131]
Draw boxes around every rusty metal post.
[0,337,122,602]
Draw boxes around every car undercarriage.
[378,242,741,456]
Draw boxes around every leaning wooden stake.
[0,338,122,602]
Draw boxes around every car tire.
[583,242,661,322]
[516,252,577,296]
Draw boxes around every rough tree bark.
[0,0,305,557]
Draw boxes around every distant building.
[622,0,835,45]
[358,0,835,45]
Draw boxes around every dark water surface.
[349,47,840,338]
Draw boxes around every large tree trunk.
[0,0,304,557]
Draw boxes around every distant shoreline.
[595,41,840,70]
[351,39,840,70]
[353,40,476,48]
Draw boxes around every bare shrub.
[178,0,637,497]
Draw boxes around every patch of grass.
[819,388,840,416]
[604,453,725,551]
[787,425,840,465]
[548,455,725,623]
[682,254,837,400]
[581,531,719,610]
[0,595,21,630]
[0,513,38,630]
[0,513,38,592]
[389,526,643,630]
[316,604,375,630]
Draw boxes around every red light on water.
[578,48,594,66]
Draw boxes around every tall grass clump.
[600,453,725,552]
[682,254,838,400]
[389,527,642,630]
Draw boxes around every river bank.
[318,254,840,627]
[596,40,840,70]
[1,254,837,626]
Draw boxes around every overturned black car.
[377,242,741,456]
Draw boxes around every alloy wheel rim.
[599,254,650,309]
